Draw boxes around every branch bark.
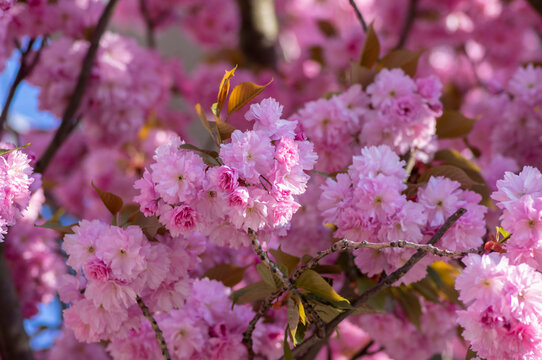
[34,0,120,174]
[0,243,34,360]
[138,0,156,48]
[237,0,279,68]
[395,0,419,49]
[0,38,46,137]
[280,208,467,359]
[136,296,171,360]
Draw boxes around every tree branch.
[245,229,325,359]
[138,0,156,48]
[136,296,171,360]
[0,243,34,360]
[237,0,279,68]
[34,0,120,174]
[349,0,368,33]
[281,208,467,359]
[395,0,418,49]
[0,37,46,136]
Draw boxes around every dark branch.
[237,0,279,68]
[35,0,120,174]
[136,296,171,360]
[0,243,34,360]
[0,38,46,136]
[138,0,157,48]
[349,0,368,33]
[283,208,467,359]
[395,0,418,49]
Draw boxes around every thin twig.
[136,297,171,360]
[0,37,46,136]
[35,0,119,174]
[395,0,418,49]
[138,0,156,48]
[244,229,325,359]
[405,147,418,177]
[349,0,368,33]
[351,340,374,360]
[281,208,467,359]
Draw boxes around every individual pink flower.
[133,168,159,216]
[207,165,239,193]
[219,130,274,185]
[159,204,198,236]
[151,136,207,204]
[274,136,300,171]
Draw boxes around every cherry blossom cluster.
[492,166,542,270]
[456,253,542,360]
[107,278,282,360]
[115,0,239,49]
[60,221,201,343]
[135,97,317,248]
[293,69,442,173]
[468,65,542,169]
[28,32,173,146]
[0,147,34,240]
[5,189,65,318]
[357,299,459,360]
[319,145,486,284]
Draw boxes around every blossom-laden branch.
[136,296,171,360]
[245,229,326,359]
[348,0,368,33]
[395,0,419,49]
[35,0,120,174]
[274,208,467,359]
[0,37,47,136]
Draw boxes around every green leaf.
[283,327,293,360]
[308,300,342,322]
[256,263,278,290]
[231,281,275,305]
[496,226,510,240]
[350,63,377,88]
[313,264,342,274]
[433,149,483,182]
[119,204,142,226]
[269,247,300,275]
[433,149,493,208]
[36,221,76,235]
[195,103,218,144]
[226,80,273,117]
[360,22,380,68]
[411,277,442,304]
[179,144,219,158]
[294,321,307,345]
[436,110,477,139]
[292,295,306,325]
[215,118,236,142]
[296,270,349,305]
[357,278,390,311]
[377,49,423,77]
[418,165,476,189]
[91,182,123,215]
[131,212,163,241]
[203,264,248,287]
[392,285,422,330]
[0,143,29,156]
[287,297,300,340]
[428,262,460,304]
